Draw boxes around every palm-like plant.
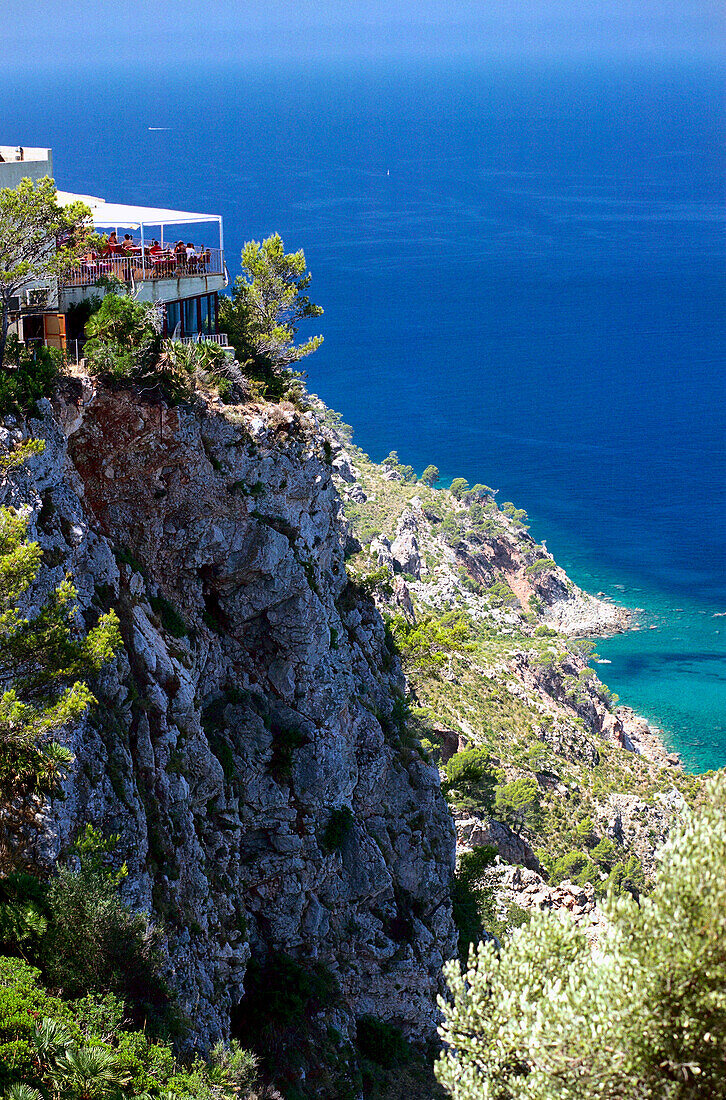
[35,741,75,791]
[49,1044,128,1100]
[4,1085,44,1100]
[32,1018,73,1062]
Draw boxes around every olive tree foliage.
[0,177,91,370]
[436,772,726,1100]
[219,233,323,375]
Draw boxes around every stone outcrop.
[0,381,457,1049]
[390,509,421,579]
[453,812,542,873]
[497,864,608,942]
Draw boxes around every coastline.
[319,406,684,780]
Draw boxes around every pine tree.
[0,458,120,864]
[219,233,323,376]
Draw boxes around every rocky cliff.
[1,371,700,1097]
[0,378,457,1057]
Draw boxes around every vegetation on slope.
[0,446,269,1098]
[437,772,726,1100]
[330,419,704,933]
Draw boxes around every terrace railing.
[178,332,230,347]
[61,248,224,289]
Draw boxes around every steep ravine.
[2,379,456,1053]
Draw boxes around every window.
[199,295,211,334]
[183,297,197,336]
[165,300,180,336]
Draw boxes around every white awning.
[57,190,220,228]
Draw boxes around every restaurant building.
[0,145,228,353]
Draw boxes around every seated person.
[149,239,162,254]
[174,240,186,261]
[122,233,135,250]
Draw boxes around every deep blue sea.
[4,59,724,771]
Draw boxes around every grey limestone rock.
[0,384,457,1050]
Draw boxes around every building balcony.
[61,247,225,289]
[57,191,227,308]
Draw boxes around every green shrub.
[462,484,496,502]
[445,750,497,811]
[525,558,556,576]
[149,593,188,638]
[355,566,393,599]
[356,1015,411,1070]
[486,579,520,609]
[494,776,542,834]
[386,612,471,675]
[500,502,529,528]
[0,955,259,1097]
[83,294,162,382]
[231,953,342,1094]
[321,807,355,853]
[0,339,62,416]
[452,846,528,957]
[420,464,440,486]
[591,836,617,868]
[0,505,121,799]
[605,855,646,900]
[437,772,726,1100]
[548,849,596,888]
[268,721,309,784]
[449,478,469,499]
[0,957,72,1087]
[458,845,498,882]
[39,831,170,1029]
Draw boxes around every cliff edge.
[1,378,457,1057]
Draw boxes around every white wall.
[0,147,53,189]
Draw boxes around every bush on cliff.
[420,464,440,486]
[445,749,497,811]
[0,495,120,814]
[83,293,163,381]
[493,776,542,835]
[219,233,323,399]
[0,337,62,418]
[437,770,726,1100]
[449,478,469,500]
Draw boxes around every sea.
[3,58,724,772]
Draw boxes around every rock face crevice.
[1,385,457,1048]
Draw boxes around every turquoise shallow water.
[532,523,726,773]
[3,58,724,771]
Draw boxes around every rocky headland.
[0,373,700,1096]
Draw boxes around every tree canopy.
[0,177,91,370]
[494,775,542,835]
[436,771,726,1100]
[219,233,323,387]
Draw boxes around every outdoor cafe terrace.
[57,190,225,288]
[63,242,224,287]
